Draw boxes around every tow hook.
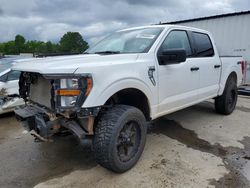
[30,130,53,143]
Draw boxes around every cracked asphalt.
[0,96,250,188]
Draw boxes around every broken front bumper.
[14,105,89,142]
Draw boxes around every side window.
[193,32,214,57]
[7,71,20,81]
[160,30,192,56]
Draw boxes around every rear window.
[193,32,214,57]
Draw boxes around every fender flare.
[218,65,242,95]
[83,78,154,112]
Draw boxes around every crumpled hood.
[12,54,139,74]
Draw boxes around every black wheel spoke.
[125,123,133,136]
[117,138,123,147]
[118,145,126,155]
[130,129,136,138]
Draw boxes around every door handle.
[214,65,221,68]
[190,67,199,71]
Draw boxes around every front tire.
[93,105,147,173]
[215,77,238,115]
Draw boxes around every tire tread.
[93,105,145,172]
[215,77,237,115]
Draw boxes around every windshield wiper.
[94,51,121,54]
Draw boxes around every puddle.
[148,118,227,157]
[148,117,250,188]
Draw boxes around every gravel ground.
[0,96,250,188]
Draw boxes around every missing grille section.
[30,75,52,108]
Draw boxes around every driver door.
[157,30,200,115]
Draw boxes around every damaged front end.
[15,72,99,143]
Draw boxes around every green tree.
[0,43,4,53]
[4,41,17,54]
[0,32,89,55]
[46,41,53,53]
[35,41,44,53]
[25,40,47,54]
[52,43,60,53]
[59,32,88,53]
[15,35,26,54]
[25,41,36,53]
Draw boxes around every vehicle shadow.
[0,111,15,118]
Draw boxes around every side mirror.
[158,48,187,65]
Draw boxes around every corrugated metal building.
[165,10,250,83]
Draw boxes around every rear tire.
[215,77,238,115]
[93,105,147,173]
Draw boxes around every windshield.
[87,27,163,54]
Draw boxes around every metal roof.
[163,10,250,24]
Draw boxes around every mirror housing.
[158,48,187,65]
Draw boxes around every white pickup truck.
[13,25,243,173]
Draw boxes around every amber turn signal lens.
[85,78,92,96]
[56,89,81,96]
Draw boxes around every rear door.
[157,30,200,115]
[191,32,221,100]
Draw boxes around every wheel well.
[228,72,237,84]
[104,88,151,121]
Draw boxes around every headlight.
[60,96,78,107]
[60,78,79,89]
[52,76,93,110]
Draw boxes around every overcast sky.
[0,0,250,45]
